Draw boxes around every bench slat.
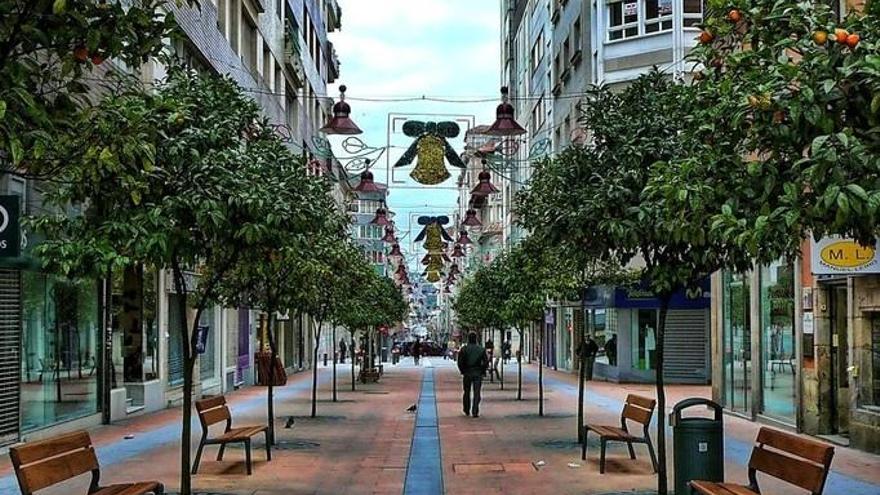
[92,481,163,495]
[755,428,834,465]
[10,431,92,466]
[626,394,656,410]
[195,395,226,412]
[200,405,231,427]
[18,447,99,493]
[749,447,826,493]
[690,480,758,495]
[622,404,653,425]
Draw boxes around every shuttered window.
[0,269,20,444]
[665,309,709,383]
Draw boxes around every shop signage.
[803,313,814,335]
[659,0,673,14]
[613,278,711,310]
[0,195,20,258]
[624,2,638,16]
[811,236,880,275]
[544,310,555,325]
[195,325,210,354]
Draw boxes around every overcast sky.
[329,0,501,268]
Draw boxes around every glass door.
[723,272,751,414]
[760,262,796,422]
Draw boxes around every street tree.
[515,72,754,494]
[0,0,182,179]
[30,69,298,495]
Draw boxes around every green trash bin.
[671,398,724,494]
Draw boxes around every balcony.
[327,41,340,83]
[284,25,304,87]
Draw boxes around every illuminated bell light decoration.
[393,121,466,185]
[369,207,392,226]
[354,168,382,193]
[470,168,500,197]
[451,244,465,258]
[457,230,473,246]
[381,226,397,243]
[414,216,454,255]
[462,209,482,227]
[485,86,527,136]
[319,85,363,135]
[389,244,403,257]
[426,271,442,283]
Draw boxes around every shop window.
[722,271,751,414]
[632,309,657,370]
[592,308,618,366]
[167,294,185,386]
[760,262,796,422]
[683,0,703,27]
[871,313,880,406]
[199,308,217,380]
[645,0,673,33]
[20,273,99,431]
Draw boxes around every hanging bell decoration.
[462,209,482,227]
[381,226,397,243]
[470,168,499,197]
[457,230,473,246]
[411,135,450,185]
[451,244,465,258]
[485,86,527,136]
[389,243,403,257]
[354,169,382,193]
[426,271,441,283]
[319,85,363,135]
[370,207,392,226]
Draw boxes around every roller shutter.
[0,269,20,445]
[665,309,709,383]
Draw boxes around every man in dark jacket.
[457,332,488,417]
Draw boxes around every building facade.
[0,0,343,446]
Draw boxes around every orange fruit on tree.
[846,33,860,48]
[90,53,105,65]
[73,45,88,62]
[699,31,714,44]
[835,28,849,44]
[813,30,828,45]
[728,9,741,22]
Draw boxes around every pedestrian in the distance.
[577,334,599,380]
[339,339,347,364]
[412,338,422,366]
[604,334,618,366]
[502,339,512,364]
[457,332,487,417]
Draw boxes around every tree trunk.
[655,294,671,495]
[311,319,322,418]
[171,264,194,495]
[517,328,523,400]
[266,308,278,445]
[538,322,544,417]
[498,328,504,390]
[332,325,337,402]
[577,310,590,443]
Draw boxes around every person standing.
[576,334,599,380]
[412,338,422,366]
[502,339,512,364]
[457,332,487,417]
[604,334,618,366]
[339,339,347,364]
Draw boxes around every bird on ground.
[284,416,296,429]
[406,404,417,412]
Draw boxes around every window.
[608,1,639,41]
[285,85,298,131]
[683,0,703,27]
[241,11,258,75]
[262,43,271,86]
[217,0,228,36]
[573,18,582,53]
[645,0,673,33]
[530,30,545,72]
[229,0,239,53]
[632,309,657,370]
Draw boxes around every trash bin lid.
[676,417,721,429]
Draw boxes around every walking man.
[412,338,422,366]
[339,339,347,364]
[457,332,487,417]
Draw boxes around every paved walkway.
[1,358,879,494]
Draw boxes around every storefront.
[715,261,798,425]
[588,280,711,384]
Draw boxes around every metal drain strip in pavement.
[403,366,443,495]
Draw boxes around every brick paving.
[2,358,880,495]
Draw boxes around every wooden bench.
[10,430,163,495]
[581,394,658,474]
[193,395,270,475]
[690,427,834,495]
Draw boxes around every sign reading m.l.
[0,196,20,258]
[811,236,880,275]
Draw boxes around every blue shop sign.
[613,278,711,309]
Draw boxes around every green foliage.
[0,0,183,178]
[692,0,880,251]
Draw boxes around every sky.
[328,0,501,269]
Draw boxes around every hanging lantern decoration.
[462,209,482,227]
[457,230,473,245]
[485,86,527,136]
[451,244,465,258]
[319,85,363,135]
[449,263,460,276]
[443,285,452,294]
[389,243,403,257]
[354,168,382,193]
[381,226,397,243]
[470,165,500,197]
[394,264,407,276]
[370,207,392,226]
[393,121,466,185]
